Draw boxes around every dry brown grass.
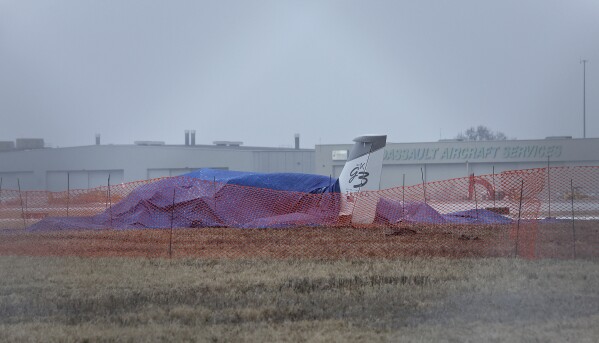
[1,256,598,342]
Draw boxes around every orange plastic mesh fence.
[0,167,597,259]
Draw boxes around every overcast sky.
[1,0,598,148]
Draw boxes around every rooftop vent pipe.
[213,141,243,147]
[191,130,196,146]
[294,133,300,149]
[185,130,190,146]
[95,134,100,145]
[545,136,572,140]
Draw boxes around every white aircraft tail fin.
[338,135,387,224]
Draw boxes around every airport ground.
[0,222,598,342]
[1,221,598,259]
[0,255,598,342]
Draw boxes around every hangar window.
[332,150,348,161]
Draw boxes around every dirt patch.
[0,222,597,259]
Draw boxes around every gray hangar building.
[0,138,315,191]
[1,135,599,191]
[316,137,599,189]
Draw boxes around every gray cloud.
[1,0,598,148]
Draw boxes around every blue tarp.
[28,169,341,231]
[182,169,339,193]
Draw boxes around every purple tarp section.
[374,198,512,225]
[28,171,341,231]
[374,199,447,224]
[27,169,512,231]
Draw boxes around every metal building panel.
[0,171,34,190]
[169,168,199,176]
[380,165,426,188]
[68,171,89,190]
[425,164,467,182]
[46,171,68,192]
[147,169,170,179]
[88,170,124,189]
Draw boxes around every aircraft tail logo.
[338,135,387,224]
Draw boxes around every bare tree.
[456,126,508,141]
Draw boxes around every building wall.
[0,145,314,191]
[4,138,598,192]
[252,151,314,173]
[316,138,599,189]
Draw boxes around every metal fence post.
[402,174,405,218]
[67,172,70,217]
[492,166,496,208]
[108,174,113,228]
[18,178,26,229]
[169,187,176,258]
[420,167,426,204]
[547,157,551,218]
[515,179,524,258]
[570,179,576,259]
[473,173,479,220]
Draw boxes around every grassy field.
[1,256,598,342]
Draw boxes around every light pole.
[581,59,588,138]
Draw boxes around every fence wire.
[0,166,597,259]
